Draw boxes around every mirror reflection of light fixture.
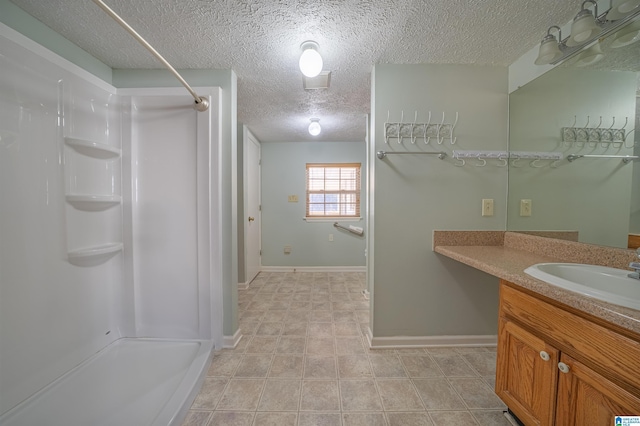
[535,26,563,65]
[566,0,601,46]
[575,40,605,66]
[606,0,640,20]
[610,18,640,47]
[299,41,323,78]
[308,118,321,136]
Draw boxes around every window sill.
[304,217,362,223]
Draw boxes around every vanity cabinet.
[496,280,640,426]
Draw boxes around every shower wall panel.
[0,27,125,416]
[124,91,219,340]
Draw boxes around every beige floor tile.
[209,411,254,426]
[342,412,386,426]
[308,322,334,337]
[304,355,337,379]
[282,322,307,336]
[337,354,373,378]
[334,322,361,336]
[234,355,272,378]
[332,311,356,322]
[300,380,340,411]
[306,337,335,355]
[471,410,514,425]
[269,355,303,378]
[376,379,425,411]
[276,336,306,354]
[448,378,506,409]
[246,336,278,353]
[339,380,383,411]
[370,354,408,378]
[462,352,497,376]
[412,378,466,410]
[298,413,342,426]
[181,410,212,426]
[255,322,283,336]
[387,412,434,426]
[286,310,311,322]
[261,311,287,322]
[310,310,333,321]
[208,352,240,377]
[190,377,228,409]
[253,412,297,425]
[257,379,301,411]
[431,354,478,377]
[335,337,366,355]
[399,355,443,378]
[216,379,264,411]
[428,410,479,424]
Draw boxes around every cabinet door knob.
[539,351,550,361]
[558,362,570,374]
[248,216,255,222]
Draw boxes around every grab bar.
[377,151,446,160]
[566,154,638,164]
[333,222,364,236]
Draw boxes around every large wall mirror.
[508,14,640,249]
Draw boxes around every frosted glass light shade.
[610,19,640,47]
[308,119,321,136]
[535,36,562,65]
[606,0,640,20]
[575,42,604,66]
[299,42,323,78]
[566,9,600,46]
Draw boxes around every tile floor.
[181,272,509,426]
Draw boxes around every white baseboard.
[368,334,497,349]
[260,266,366,273]
[223,329,243,349]
[237,281,249,291]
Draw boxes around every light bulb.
[299,41,323,78]
[308,119,321,136]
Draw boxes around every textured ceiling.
[9,0,579,142]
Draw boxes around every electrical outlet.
[284,245,292,254]
[329,234,334,242]
[482,199,494,217]
[288,195,298,202]
[520,199,532,217]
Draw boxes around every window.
[306,163,361,218]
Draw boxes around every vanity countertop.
[433,231,640,337]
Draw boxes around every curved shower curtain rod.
[92,0,209,112]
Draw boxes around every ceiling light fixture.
[610,18,640,47]
[533,2,640,65]
[606,0,640,20]
[566,0,601,46]
[575,40,605,66]
[299,41,323,78]
[534,26,563,65]
[308,118,321,136]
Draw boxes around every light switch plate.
[520,199,532,217]
[482,199,494,217]
[288,195,298,202]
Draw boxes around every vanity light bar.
[550,7,640,65]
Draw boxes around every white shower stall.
[0,23,223,425]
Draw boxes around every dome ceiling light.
[299,41,323,78]
[308,118,321,136]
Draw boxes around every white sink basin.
[524,263,640,311]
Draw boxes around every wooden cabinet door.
[555,354,640,426]
[496,317,559,426]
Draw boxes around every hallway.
[182,272,509,425]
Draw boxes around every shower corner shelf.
[64,137,121,159]
[68,243,123,266]
[66,194,122,210]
